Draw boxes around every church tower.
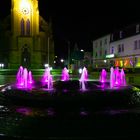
[8,0,54,68]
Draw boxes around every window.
[100,50,102,56]
[111,46,114,54]
[118,45,121,53]
[104,50,107,55]
[134,40,138,50]
[100,40,102,46]
[104,38,107,45]
[111,34,113,41]
[26,19,30,36]
[120,31,123,38]
[134,40,140,50]
[118,44,124,53]
[139,40,140,49]
[136,24,139,33]
[122,44,124,52]
[95,42,98,48]
[135,57,137,64]
[21,18,25,35]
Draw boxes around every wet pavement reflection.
[1,75,140,139]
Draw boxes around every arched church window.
[21,18,25,36]
[26,19,30,36]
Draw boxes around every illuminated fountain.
[16,66,34,89]
[0,66,140,140]
[79,67,88,91]
[99,69,107,83]
[61,67,69,81]
[120,68,126,86]
[110,67,115,88]
[28,71,33,84]
[110,67,126,88]
[1,65,139,110]
[16,66,24,86]
[42,67,53,90]
[114,67,120,86]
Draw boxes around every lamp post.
[80,49,84,67]
[60,59,64,68]
[68,41,70,69]
[48,37,50,65]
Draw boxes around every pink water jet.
[16,66,24,86]
[42,67,53,90]
[110,67,126,88]
[120,69,126,86]
[61,67,70,81]
[28,71,33,84]
[99,69,107,83]
[23,68,28,88]
[79,67,88,91]
[16,66,34,89]
[114,67,120,86]
[110,67,115,88]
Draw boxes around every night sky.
[0,0,140,59]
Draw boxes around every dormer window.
[136,24,139,33]
[120,31,123,38]
[100,40,102,46]
[111,34,113,41]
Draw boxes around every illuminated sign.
[106,54,115,58]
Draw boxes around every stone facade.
[0,0,54,69]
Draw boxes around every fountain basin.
[1,80,140,109]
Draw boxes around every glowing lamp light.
[79,68,82,74]
[130,60,133,66]
[120,60,123,67]
[20,0,30,9]
[44,64,49,68]
[20,0,30,14]
[106,54,115,58]
[124,60,128,66]
[104,60,107,63]
[136,62,140,67]
[49,67,53,71]
[61,59,64,63]
[0,63,4,68]
[115,61,119,67]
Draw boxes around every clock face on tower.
[21,7,29,15]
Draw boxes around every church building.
[0,0,54,69]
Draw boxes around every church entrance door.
[21,47,31,68]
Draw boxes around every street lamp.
[0,63,4,69]
[78,68,82,74]
[47,37,50,65]
[44,64,49,68]
[68,41,70,68]
[61,59,64,63]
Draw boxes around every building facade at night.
[92,35,110,68]
[0,0,54,69]
[93,23,140,69]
